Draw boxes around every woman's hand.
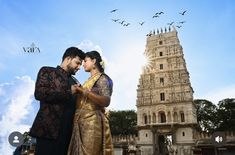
[73,85,110,107]
[75,86,89,97]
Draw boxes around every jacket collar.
[57,66,70,77]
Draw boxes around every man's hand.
[71,84,81,95]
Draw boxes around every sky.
[0,0,235,154]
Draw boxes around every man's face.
[67,56,82,75]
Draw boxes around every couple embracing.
[29,47,114,155]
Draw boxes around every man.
[29,47,85,155]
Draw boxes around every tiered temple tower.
[136,27,197,155]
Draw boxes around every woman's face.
[83,57,96,72]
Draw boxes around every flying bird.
[178,21,186,24]
[167,22,174,26]
[179,10,187,15]
[152,15,159,18]
[139,22,145,26]
[110,9,118,13]
[112,19,120,22]
[119,20,125,24]
[176,25,182,28]
[123,23,130,26]
[155,11,164,15]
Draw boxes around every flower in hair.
[100,60,105,69]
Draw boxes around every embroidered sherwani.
[30,66,78,155]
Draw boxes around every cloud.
[197,85,235,104]
[106,41,146,110]
[76,40,103,54]
[0,76,36,155]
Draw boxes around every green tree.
[194,99,217,133]
[216,98,235,131]
[109,110,137,135]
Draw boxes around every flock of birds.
[110,9,187,29]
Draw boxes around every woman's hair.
[85,50,104,73]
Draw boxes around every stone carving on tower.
[136,27,197,155]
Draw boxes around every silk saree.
[67,73,114,155]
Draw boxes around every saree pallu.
[67,73,114,155]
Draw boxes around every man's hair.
[62,47,85,61]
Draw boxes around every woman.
[67,51,114,155]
